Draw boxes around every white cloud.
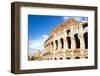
[42,35,49,38]
[63,16,70,21]
[63,16,88,23]
[29,34,49,54]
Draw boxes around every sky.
[28,15,88,55]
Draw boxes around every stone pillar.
[46,45,47,52]
[51,42,53,53]
[80,34,85,49]
[71,35,76,49]
[63,29,68,50]
[47,44,49,52]
[46,45,48,51]
[50,43,52,53]
[64,37,68,49]
[79,33,85,58]
[48,44,50,52]
[58,39,61,51]
[78,23,86,58]
[49,44,50,52]
[78,23,85,49]
[45,45,47,51]
[53,40,56,51]
[70,26,76,49]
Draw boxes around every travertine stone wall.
[43,18,88,60]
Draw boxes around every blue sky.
[28,15,64,40]
[28,15,88,54]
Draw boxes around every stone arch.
[82,23,88,29]
[55,40,58,50]
[66,30,70,35]
[48,43,50,49]
[50,58,52,60]
[75,57,80,59]
[60,38,64,48]
[59,57,63,60]
[66,57,70,59]
[54,58,57,60]
[83,32,88,49]
[74,33,80,48]
[67,37,71,49]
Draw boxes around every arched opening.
[75,57,80,59]
[55,40,58,50]
[60,38,64,48]
[60,57,63,60]
[83,32,88,49]
[74,33,80,48]
[82,23,88,29]
[67,37,71,49]
[66,57,70,59]
[50,58,52,60]
[67,30,70,35]
[85,56,88,59]
[54,58,57,60]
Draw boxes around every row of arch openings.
[46,32,88,50]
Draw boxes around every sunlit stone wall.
[43,18,88,60]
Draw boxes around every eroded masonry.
[43,18,88,60]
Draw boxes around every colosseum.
[43,18,88,60]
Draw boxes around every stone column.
[50,43,52,53]
[63,29,68,50]
[79,23,86,58]
[80,34,85,49]
[53,40,56,51]
[79,33,85,58]
[58,39,61,51]
[46,45,48,51]
[62,37,67,58]
[64,37,68,49]
[45,45,47,52]
[47,44,49,52]
[78,23,85,49]
[70,25,76,49]
[71,35,76,49]
[51,42,53,53]
[48,44,50,52]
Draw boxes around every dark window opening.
[75,57,80,59]
[67,37,71,49]
[67,30,70,35]
[51,42,53,49]
[55,40,58,50]
[82,23,88,29]
[60,58,63,60]
[66,57,70,59]
[85,56,88,59]
[54,58,57,60]
[84,32,88,49]
[74,33,80,48]
[60,38,64,48]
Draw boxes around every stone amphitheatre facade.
[43,18,88,60]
